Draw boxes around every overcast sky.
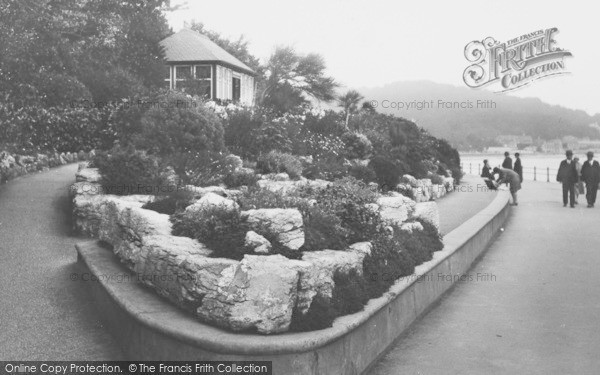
[166,0,599,116]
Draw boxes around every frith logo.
[463,28,573,92]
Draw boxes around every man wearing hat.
[556,150,579,208]
[580,151,600,208]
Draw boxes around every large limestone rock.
[72,195,110,236]
[400,221,424,233]
[412,202,440,230]
[376,195,417,227]
[431,184,446,200]
[401,174,419,187]
[291,244,370,315]
[244,231,272,254]
[69,182,104,198]
[133,234,240,309]
[197,254,300,334]
[242,208,304,251]
[300,249,366,301]
[97,199,172,267]
[185,192,239,213]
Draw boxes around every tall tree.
[0,0,173,106]
[338,90,364,129]
[260,46,338,113]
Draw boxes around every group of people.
[481,152,523,206]
[480,150,600,208]
[557,150,600,208]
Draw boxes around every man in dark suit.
[513,153,523,182]
[580,151,600,208]
[557,150,579,208]
[502,152,513,169]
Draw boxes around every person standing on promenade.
[514,153,523,182]
[573,157,583,205]
[493,167,521,206]
[502,152,513,170]
[580,151,600,208]
[557,150,579,208]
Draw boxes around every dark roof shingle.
[160,29,256,75]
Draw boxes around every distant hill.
[358,81,600,150]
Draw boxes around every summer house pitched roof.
[160,29,256,76]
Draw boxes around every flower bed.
[71,159,452,334]
[0,149,93,184]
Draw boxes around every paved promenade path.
[372,179,600,374]
[437,175,496,235]
[0,164,123,360]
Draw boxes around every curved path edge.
[75,190,512,374]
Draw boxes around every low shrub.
[349,164,376,184]
[430,173,445,185]
[289,269,368,332]
[302,156,348,181]
[363,233,416,298]
[289,295,337,332]
[302,205,349,251]
[256,151,303,179]
[331,269,369,315]
[395,219,444,265]
[341,132,373,160]
[92,146,167,195]
[238,186,303,210]
[301,177,381,251]
[223,168,260,188]
[293,131,345,160]
[368,156,402,191]
[171,205,250,260]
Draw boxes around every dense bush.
[134,91,225,157]
[341,132,373,160]
[238,186,303,210]
[368,156,403,191]
[289,295,337,332]
[429,173,445,185]
[171,205,250,260]
[363,234,416,298]
[349,164,376,184]
[256,151,303,178]
[300,177,381,251]
[92,146,168,195]
[293,131,345,160]
[289,269,368,332]
[223,168,260,188]
[302,156,348,181]
[223,108,263,158]
[303,110,346,136]
[0,103,115,153]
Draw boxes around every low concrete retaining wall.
[76,190,511,374]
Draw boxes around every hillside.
[358,81,600,150]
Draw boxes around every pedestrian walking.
[502,152,513,170]
[556,150,579,208]
[580,151,600,208]
[514,153,523,182]
[573,157,583,205]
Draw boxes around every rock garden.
[69,91,460,334]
